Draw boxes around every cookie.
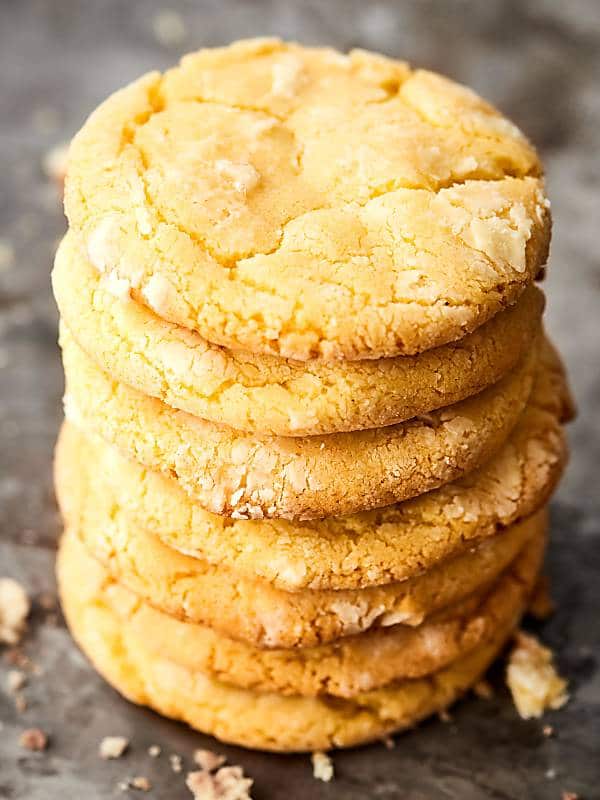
[64,38,550,361]
[58,545,521,752]
[53,232,544,436]
[55,433,547,647]
[60,327,538,520]
[55,338,568,591]
[57,528,543,698]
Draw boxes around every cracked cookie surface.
[57,528,544,698]
[53,232,544,436]
[59,328,538,520]
[54,430,547,648]
[55,339,568,591]
[64,38,550,361]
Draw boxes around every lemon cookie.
[60,327,538,520]
[65,39,550,361]
[53,232,544,436]
[57,529,543,698]
[58,542,521,753]
[56,338,567,591]
[55,432,547,647]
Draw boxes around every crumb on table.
[506,631,569,719]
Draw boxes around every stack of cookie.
[52,39,572,751]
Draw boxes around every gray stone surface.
[0,1,599,797]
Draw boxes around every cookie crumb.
[542,724,555,738]
[152,10,185,47]
[169,753,183,773]
[546,768,557,780]
[506,632,569,719]
[193,748,226,771]
[4,647,32,670]
[311,751,334,782]
[186,766,253,799]
[6,669,26,693]
[14,693,27,713]
[131,776,152,792]
[473,679,494,699]
[561,793,579,800]
[0,578,30,645]
[382,735,395,750]
[42,143,69,186]
[148,744,161,758]
[19,728,48,751]
[438,709,453,723]
[31,662,43,677]
[99,735,129,759]
[528,575,555,621]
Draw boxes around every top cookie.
[65,38,550,361]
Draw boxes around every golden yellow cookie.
[53,232,544,436]
[60,327,538,520]
[64,38,550,361]
[55,431,547,647]
[55,337,568,591]
[58,544,521,752]
[57,528,543,698]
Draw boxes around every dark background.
[1,1,599,798]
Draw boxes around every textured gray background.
[1,1,599,798]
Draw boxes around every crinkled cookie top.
[65,38,550,360]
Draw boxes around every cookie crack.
[121,77,543,276]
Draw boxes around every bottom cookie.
[58,538,523,752]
